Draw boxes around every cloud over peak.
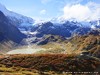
[40,9,46,15]
[61,2,100,21]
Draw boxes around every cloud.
[60,2,100,21]
[41,0,52,4]
[40,9,46,15]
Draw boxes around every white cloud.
[61,2,100,21]
[41,0,52,4]
[40,9,46,15]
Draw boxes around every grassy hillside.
[68,35,100,57]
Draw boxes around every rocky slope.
[0,11,26,43]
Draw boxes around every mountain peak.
[0,3,34,27]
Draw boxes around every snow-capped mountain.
[0,3,34,30]
[31,18,100,38]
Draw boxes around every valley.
[0,2,100,75]
[0,33,99,75]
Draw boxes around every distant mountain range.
[0,2,100,41]
[30,20,100,38]
[0,3,100,38]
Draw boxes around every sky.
[0,0,100,21]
